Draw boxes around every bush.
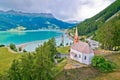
[0,44,5,47]
[18,47,22,52]
[23,49,27,52]
[9,43,17,52]
[92,56,116,72]
[66,43,68,46]
[60,43,63,47]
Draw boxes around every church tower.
[74,27,79,44]
[61,34,64,46]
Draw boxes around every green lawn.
[53,59,67,77]
[57,46,70,54]
[0,47,21,74]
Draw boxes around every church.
[70,27,94,65]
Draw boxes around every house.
[70,27,94,65]
[56,53,68,58]
[86,36,99,49]
[88,40,99,49]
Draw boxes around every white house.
[70,27,94,65]
[86,36,99,49]
[88,40,99,49]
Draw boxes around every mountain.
[0,10,76,31]
[69,0,120,36]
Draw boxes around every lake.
[0,30,73,51]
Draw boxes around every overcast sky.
[0,0,115,21]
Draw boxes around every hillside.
[69,0,120,35]
[94,11,120,50]
[0,47,21,74]
[56,53,120,80]
[0,10,75,31]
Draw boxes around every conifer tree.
[7,38,57,80]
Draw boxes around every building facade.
[70,27,94,65]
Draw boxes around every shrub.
[66,43,68,46]
[60,43,63,47]
[9,43,17,52]
[23,49,27,52]
[0,44,5,47]
[18,47,22,52]
[92,56,116,72]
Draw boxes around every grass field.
[0,47,21,74]
[56,53,120,80]
[57,46,70,54]
[53,59,67,77]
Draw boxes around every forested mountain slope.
[94,11,120,50]
[69,0,120,35]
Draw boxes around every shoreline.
[0,29,65,33]
[16,39,49,48]
[16,33,73,52]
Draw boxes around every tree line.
[95,12,120,50]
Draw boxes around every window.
[74,54,77,57]
[79,55,81,58]
[84,56,87,60]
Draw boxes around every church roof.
[71,41,94,54]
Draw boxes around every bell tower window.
[84,56,86,60]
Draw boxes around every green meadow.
[57,46,70,54]
[0,47,21,74]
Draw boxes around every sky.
[0,0,115,21]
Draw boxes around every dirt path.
[6,47,17,53]
[64,59,87,70]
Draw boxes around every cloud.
[75,0,115,21]
[0,0,115,21]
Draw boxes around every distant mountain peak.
[7,10,16,13]
[4,10,54,18]
[0,10,76,31]
[36,13,54,18]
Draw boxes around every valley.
[0,0,120,80]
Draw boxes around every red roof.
[71,41,94,54]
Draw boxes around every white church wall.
[82,53,94,65]
[70,48,94,65]
[70,49,83,63]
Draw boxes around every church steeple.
[74,27,79,44]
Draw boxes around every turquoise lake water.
[0,30,63,45]
[0,30,73,51]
